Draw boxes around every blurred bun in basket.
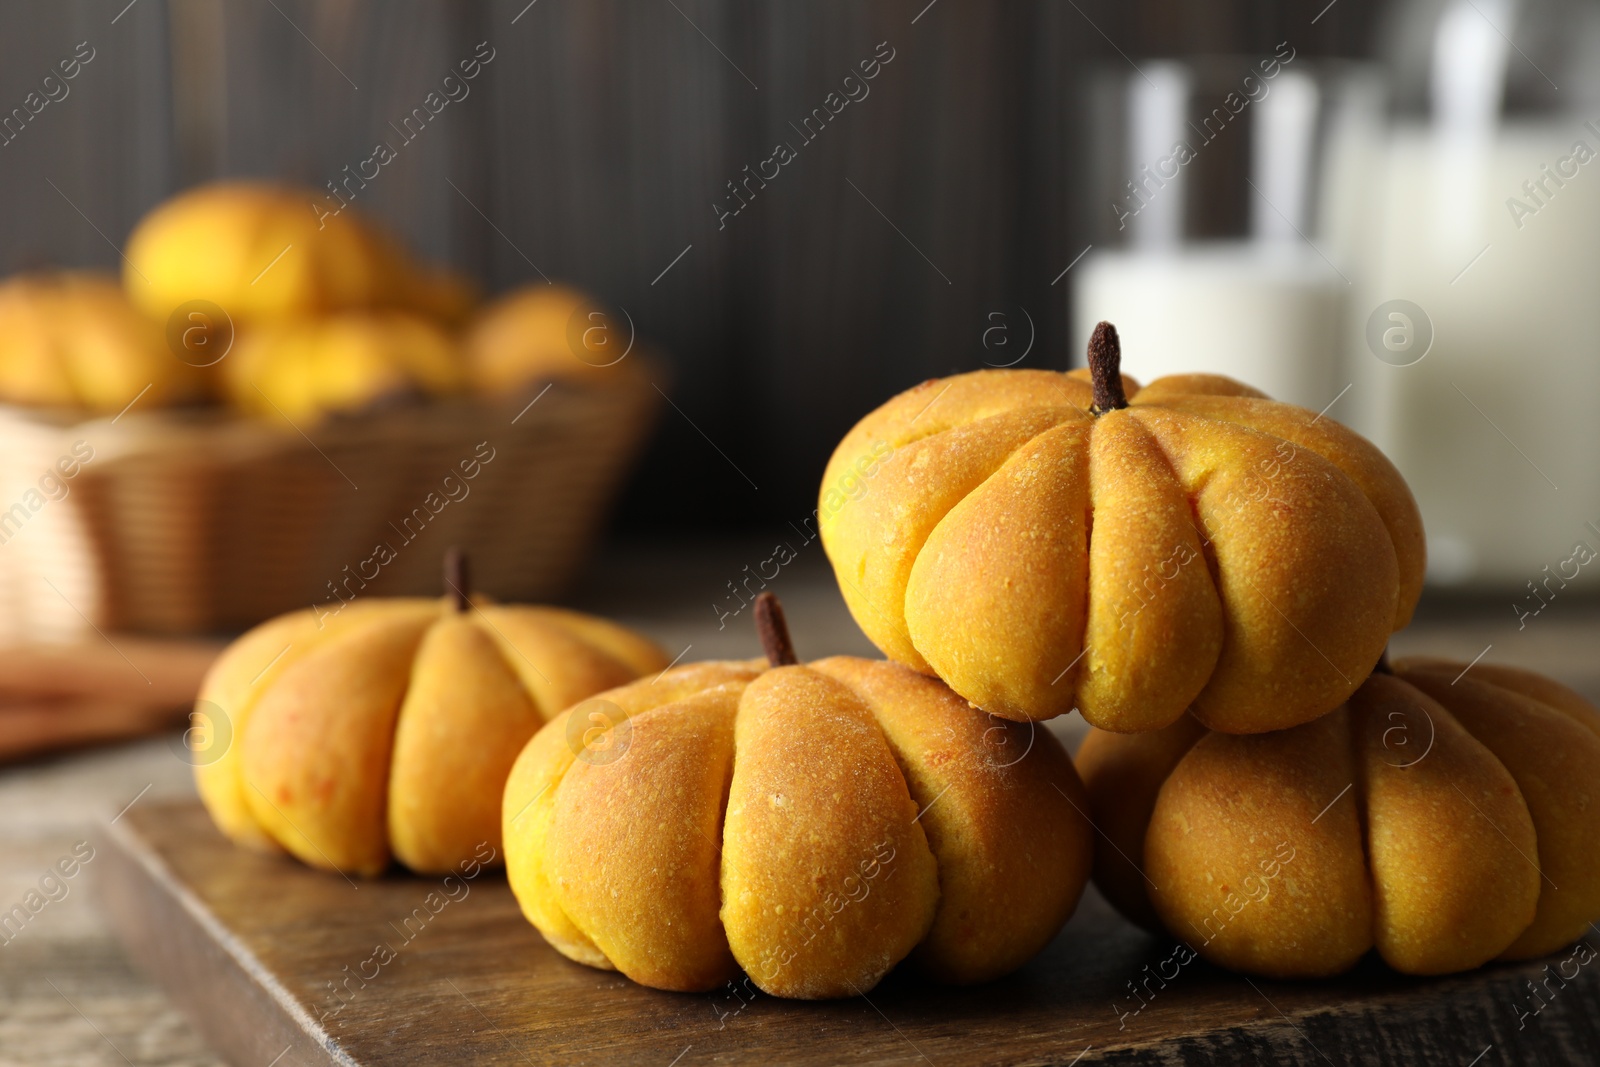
[0,181,661,642]
[466,283,646,394]
[223,312,466,424]
[124,181,423,322]
[0,272,205,412]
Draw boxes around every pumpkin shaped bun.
[126,182,414,323]
[465,282,641,396]
[0,272,205,412]
[222,311,465,422]
[1076,656,1600,978]
[195,551,667,876]
[125,181,475,326]
[820,322,1425,734]
[503,593,1093,999]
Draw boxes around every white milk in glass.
[1347,120,1600,587]
[1073,243,1347,411]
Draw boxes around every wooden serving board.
[99,801,1597,1066]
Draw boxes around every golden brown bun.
[126,181,414,322]
[503,656,1093,998]
[1398,661,1600,958]
[464,283,645,395]
[222,312,465,423]
[195,597,667,876]
[723,665,941,998]
[820,367,1423,734]
[1147,708,1377,977]
[1073,716,1204,932]
[1076,658,1600,978]
[0,272,206,411]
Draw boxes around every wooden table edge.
[91,802,1600,1066]
[96,811,354,1067]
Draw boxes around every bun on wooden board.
[1076,656,1600,978]
[820,322,1424,734]
[502,593,1093,999]
[195,551,666,876]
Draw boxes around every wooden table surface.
[3,540,1597,1067]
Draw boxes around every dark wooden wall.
[0,0,1381,532]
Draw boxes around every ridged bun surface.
[196,597,666,875]
[1076,658,1600,977]
[820,365,1424,734]
[503,655,1093,998]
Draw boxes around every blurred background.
[0,0,1393,535]
[0,0,1598,676]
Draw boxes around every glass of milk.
[1344,0,1600,591]
[1336,0,1600,590]
[1074,56,1385,411]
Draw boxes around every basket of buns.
[0,183,659,639]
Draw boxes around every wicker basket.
[0,375,659,639]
